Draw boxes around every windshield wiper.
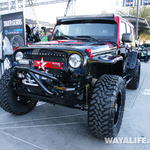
[53,35,75,40]
[75,35,99,41]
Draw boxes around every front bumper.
[9,66,64,95]
[8,66,82,106]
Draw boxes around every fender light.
[89,53,94,59]
[85,48,93,59]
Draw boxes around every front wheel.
[0,69,37,115]
[88,75,125,138]
[127,59,140,89]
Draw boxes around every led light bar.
[18,59,30,65]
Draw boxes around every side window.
[127,24,131,33]
[120,21,126,42]
[131,27,135,46]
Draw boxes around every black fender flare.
[126,51,138,69]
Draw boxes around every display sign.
[126,0,133,6]
[143,0,150,5]
[123,0,134,7]
[1,11,25,56]
[123,0,150,6]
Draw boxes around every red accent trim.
[14,46,19,51]
[41,40,66,44]
[57,40,67,43]
[105,42,113,48]
[114,16,120,48]
[41,40,85,44]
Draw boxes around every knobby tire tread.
[88,74,125,138]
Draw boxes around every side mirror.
[122,33,132,43]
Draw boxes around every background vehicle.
[138,44,150,62]
[0,14,140,139]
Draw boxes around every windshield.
[52,22,117,42]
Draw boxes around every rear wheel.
[127,59,140,89]
[88,74,125,138]
[0,69,37,115]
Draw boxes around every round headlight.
[69,54,81,68]
[15,51,23,61]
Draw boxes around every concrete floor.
[0,61,150,150]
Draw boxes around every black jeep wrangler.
[0,14,140,138]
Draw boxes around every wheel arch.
[89,60,123,79]
[126,51,138,69]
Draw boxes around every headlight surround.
[15,51,23,61]
[69,54,82,68]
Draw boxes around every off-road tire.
[127,59,140,89]
[88,74,125,138]
[0,69,37,115]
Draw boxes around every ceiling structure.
[0,0,68,11]
[0,0,149,31]
[123,15,150,30]
[0,0,76,26]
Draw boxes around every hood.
[37,39,93,46]
[32,40,118,54]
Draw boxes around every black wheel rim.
[114,91,122,125]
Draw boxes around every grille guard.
[8,66,64,96]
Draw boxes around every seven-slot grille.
[24,50,66,75]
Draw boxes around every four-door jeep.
[0,14,140,139]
